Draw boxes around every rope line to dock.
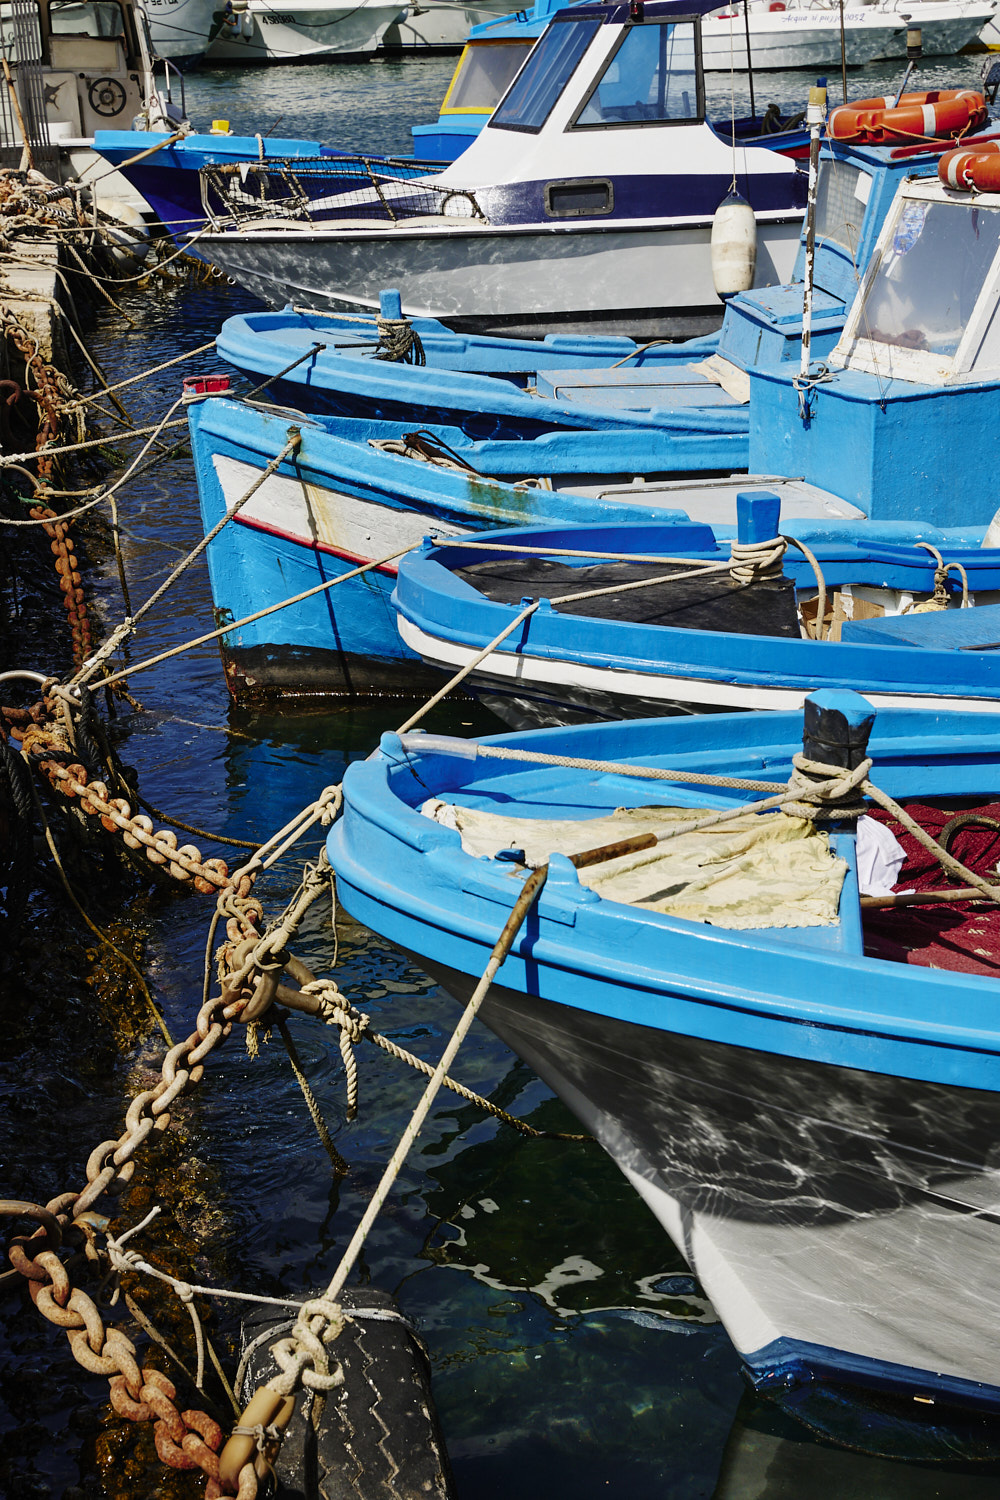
[93,541,424,690]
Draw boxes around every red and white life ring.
[828,89,987,145]
[939,139,1000,192]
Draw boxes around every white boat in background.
[701,0,898,69]
[0,0,186,216]
[205,0,404,61]
[865,0,999,59]
[380,0,516,52]
[142,0,219,65]
[702,0,997,70]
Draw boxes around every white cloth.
[855,814,908,897]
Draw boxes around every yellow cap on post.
[210,119,231,135]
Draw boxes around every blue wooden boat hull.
[327,705,1000,1411]
[188,398,748,703]
[393,520,1000,726]
[216,307,735,443]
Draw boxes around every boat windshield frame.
[569,16,705,129]
[439,37,536,117]
[832,180,1000,386]
[489,15,602,134]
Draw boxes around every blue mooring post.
[379,289,403,320]
[803,689,876,769]
[736,491,781,545]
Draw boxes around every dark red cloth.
[862,803,1000,976]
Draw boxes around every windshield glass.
[490,18,599,133]
[443,40,535,113]
[575,22,699,126]
[814,159,869,257]
[856,199,1000,359]
[49,0,124,34]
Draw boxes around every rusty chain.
[0,970,263,1493]
[26,501,93,665]
[1,807,349,1492]
[4,706,254,895]
[1,284,92,667]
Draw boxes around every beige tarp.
[421,802,846,930]
[686,354,752,404]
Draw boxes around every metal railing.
[200,157,486,232]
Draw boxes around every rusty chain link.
[5,706,255,895]
[1,283,92,667]
[1,974,262,1495]
[1,798,349,1493]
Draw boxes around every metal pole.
[743,0,755,120]
[800,82,828,386]
[838,0,847,105]
[893,27,922,108]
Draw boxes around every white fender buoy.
[982,503,1000,549]
[711,192,757,299]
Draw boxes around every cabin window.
[572,21,701,128]
[441,40,535,114]
[857,199,1000,359]
[544,178,613,217]
[49,0,124,34]
[490,18,600,134]
[814,160,870,257]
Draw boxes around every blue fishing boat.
[214,129,1000,441]
[326,690,1000,1413]
[192,0,810,338]
[391,502,1000,726]
[187,394,760,701]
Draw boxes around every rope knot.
[728,535,787,586]
[783,752,872,821]
[266,1297,345,1394]
[374,314,426,367]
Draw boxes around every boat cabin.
[748,175,1000,526]
[712,137,968,377]
[832,177,1000,385]
[434,0,805,227]
[0,0,160,172]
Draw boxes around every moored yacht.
[193,0,808,338]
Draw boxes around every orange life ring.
[939,139,1000,192]
[828,89,987,145]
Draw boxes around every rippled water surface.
[2,41,1000,1500]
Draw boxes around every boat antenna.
[838,0,847,105]
[742,0,756,121]
[799,80,828,397]
[893,24,922,108]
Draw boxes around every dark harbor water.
[3,43,1000,1500]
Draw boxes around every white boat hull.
[380,0,514,50]
[867,1,998,57]
[198,215,803,337]
[144,0,219,62]
[700,9,900,69]
[205,0,402,61]
[703,0,997,67]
